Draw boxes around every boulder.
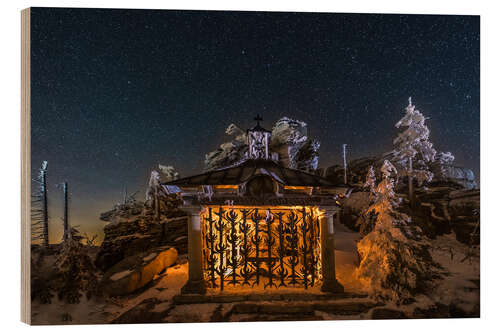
[101,246,178,296]
[430,157,478,190]
[448,190,480,244]
[403,187,479,244]
[95,200,187,271]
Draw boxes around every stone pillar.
[319,206,344,293]
[181,205,206,294]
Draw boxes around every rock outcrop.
[204,124,248,171]
[270,117,320,172]
[325,152,478,190]
[95,197,187,272]
[339,186,480,245]
[429,159,478,190]
[330,151,478,244]
[204,117,320,172]
[101,246,178,296]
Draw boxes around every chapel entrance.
[164,116,346,295]
[201,206,322,291]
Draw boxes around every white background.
[0,0,498,332]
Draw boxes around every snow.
[333,220,366,293]
[31,229,478,324]
[145,170,161,201]
[142,252,157,262]
[158,164,179,181]
[110,269,133,281]
[427,234,479,309]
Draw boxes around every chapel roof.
[163,158,337,187]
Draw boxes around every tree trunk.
[63,182,69,241]
[408,156,414,209]
[343,144,347,185]
[41,169,49,248]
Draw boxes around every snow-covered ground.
[31,220,478,324]
[334,220,366,293]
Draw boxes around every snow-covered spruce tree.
[355,160,439,303]
[433,151,456,178]
[55,227,99,304]
[31,161,49,247]
[356,165,379,235]
[393,98,436,207]
[364,165,377,202]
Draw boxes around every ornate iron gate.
[201,206,322,291]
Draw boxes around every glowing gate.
[201,206,322,291]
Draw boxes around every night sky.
[30,8,480,243]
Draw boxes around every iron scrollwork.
[202,206,321,291]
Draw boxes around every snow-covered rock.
[325,152,477,190]
[429,154,477,190]
[95,199,187,271]
[270,117,320,172]
[409,187,480,244]
[203,117,320,172]
[101,246,178,296]
[204,124,248,171]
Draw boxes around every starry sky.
[30,8,480,243]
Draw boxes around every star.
[29,8,479,241]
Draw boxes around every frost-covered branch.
[393,98,436,206]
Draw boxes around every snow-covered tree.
[364,165,377,202]
[158,164,179,181]
[434,151,456,178]
[55,226,99,303]
[436,151,455,165]
[365,160,402,229]
[146,170,162,220]
[31,161,49,247]
[357,161,398,236]
[355,160,438,302]
[393,98,436,206]
[145,166,183,219]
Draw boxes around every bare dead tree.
[31,161,49,247]
[56,181,70,242]
[63,182,69,241]
[343,144,348,184]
